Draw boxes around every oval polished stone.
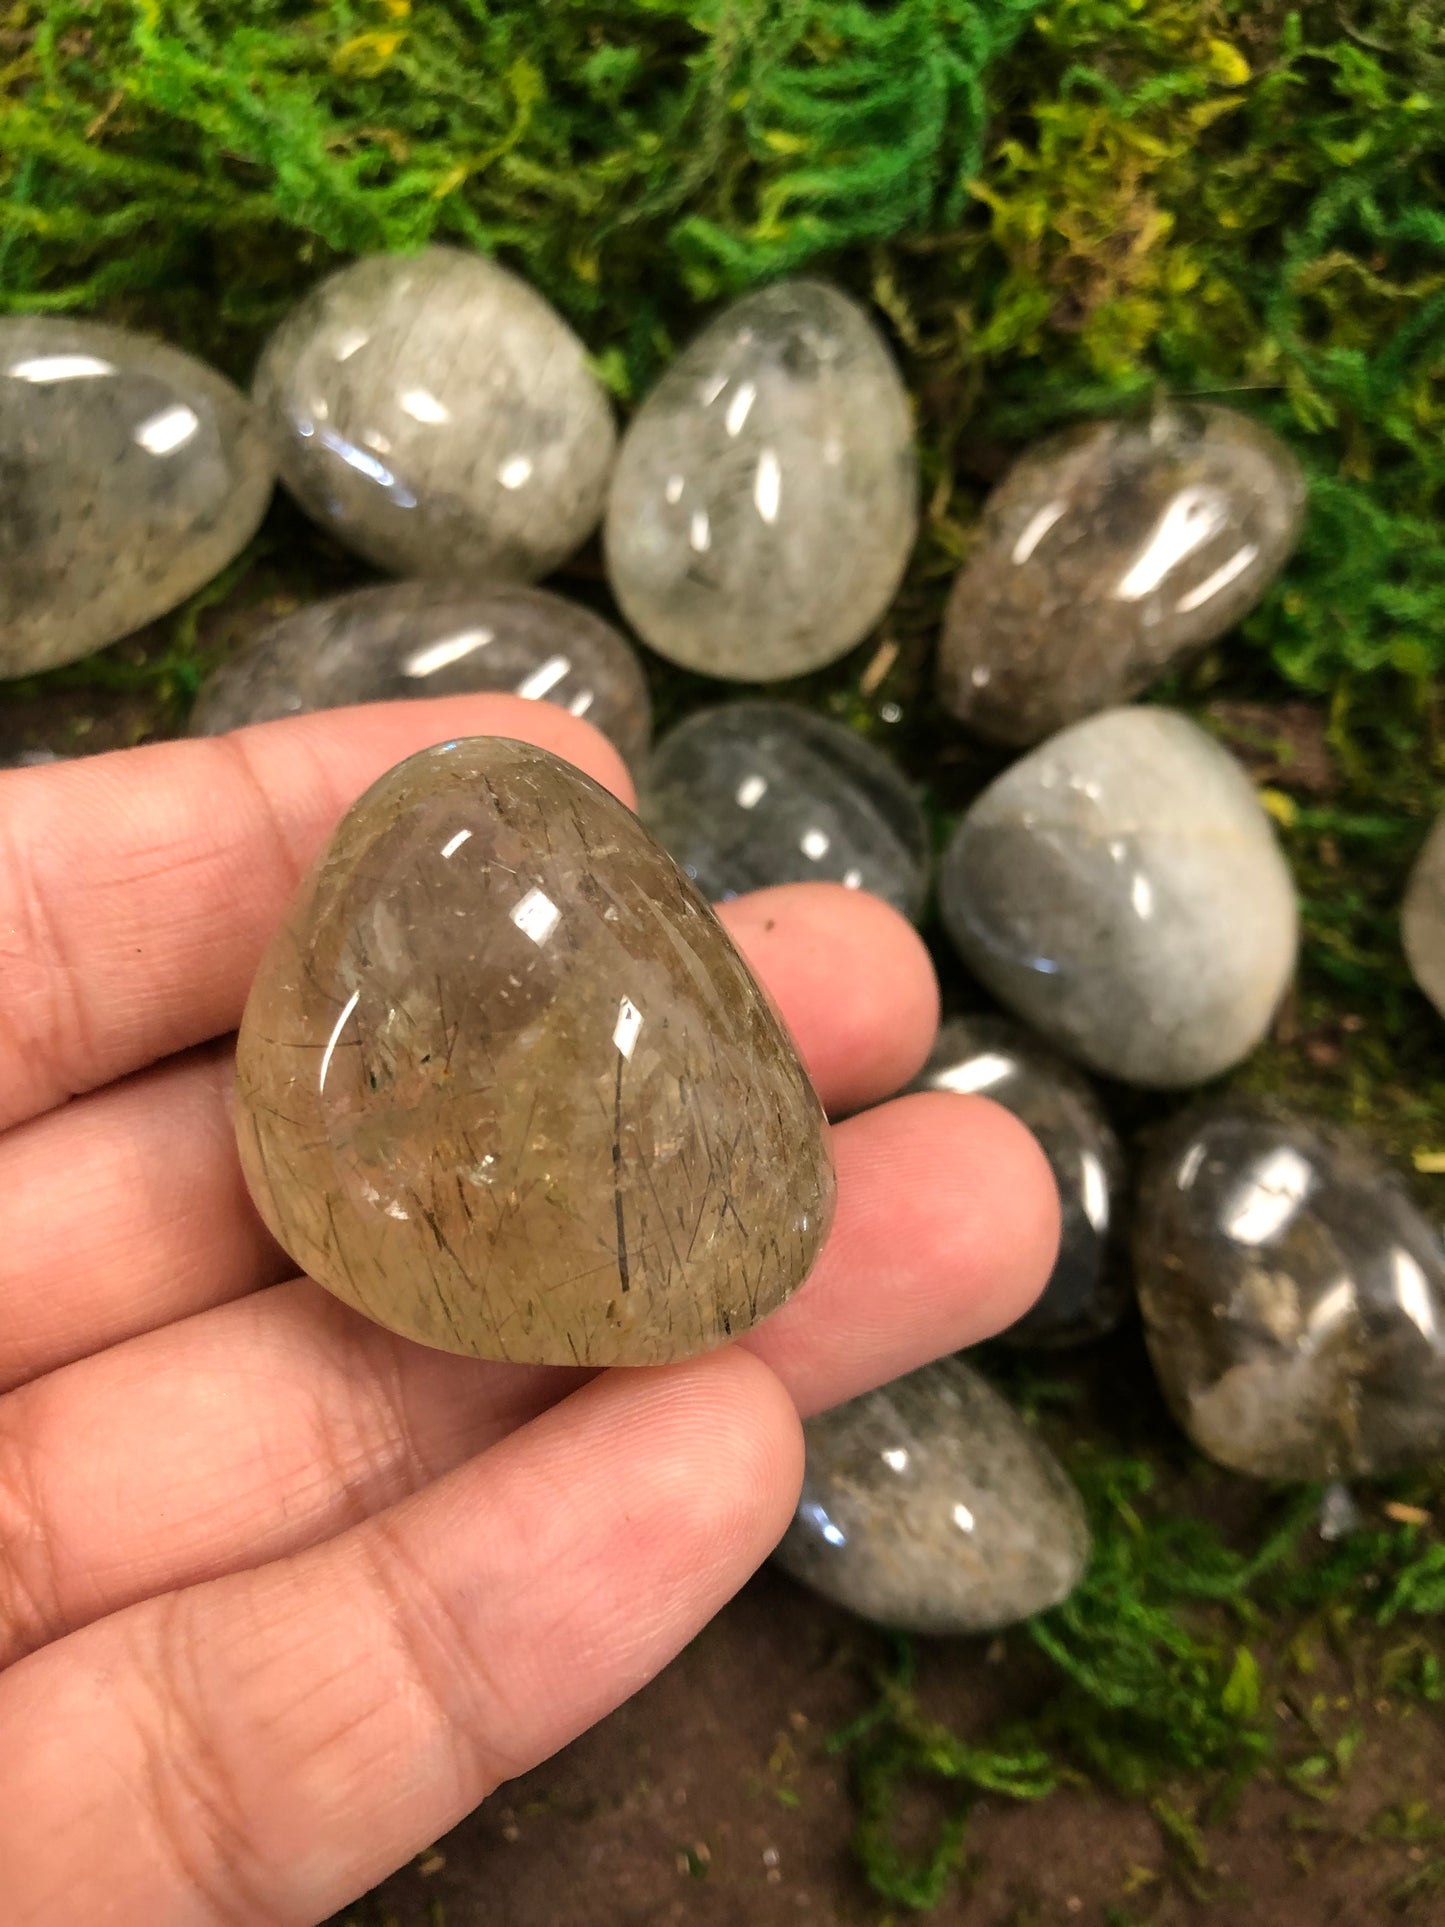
[604,280,918,680]
[1136,1101,1445,1480]
[641,702,929,917]
[907,1016,1127,1346]
[234,738,834,1365]
[1402,812,1445,1019]
[0,317,273,675]
[189,581,652,770]
[939,707,1297,1087]
[938,406,1306,747]
[253,248,616,580]
[773,1358,1090,1634]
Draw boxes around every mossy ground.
[3,1,1443,1916]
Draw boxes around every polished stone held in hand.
[939,707,1298,1087]
[938,406,1306,746]
[605,279,918,680]
[253,247,616,581]
[189,581,652,771]
[641,702,930,918]
[1135,1101,1445,1480]
[1402,811,1445,1019]
[907,1016,1127,1346]
[0,316,273,676]
[773,1358,1090,1634]
[234,738,834,1365]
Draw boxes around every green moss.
[1,0,1443,1911]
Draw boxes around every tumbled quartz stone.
[939,707,1297,1088]
[0,317,273,676]
[907,1016,1127,1347]
[234,738,834,1365]
[641,702,930,918]
[605,280,918,680]
[189,581,652,771]
[1136,1101,1445,1480]
[938,406,1306,747]
[253,248,616,581]
[1402,812,1445,1019]
[773,1358,1090,1634]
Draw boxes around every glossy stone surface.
[189,581,652,770]
[938,707,1297,1087]
[605,280,918,680]
[253,248,616,580]
[1136,1101,1445,1480]
[1402,812,1445,1019]
[234,738,834,1365]
[0,317,273,675]
[641,703,929,917]
[907,1016,1127,1346]
[939,407,1306,746]
[773,1358,1090,1634]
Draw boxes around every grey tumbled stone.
[938,406,1306,747]
[907,1016,1128,1346]
[773,1357,1090,1635]
[1402,812,1445,1019]
[189,581,651,771]
[938,707,1298,1088]
[253,248,616,580]
[640,702,929,917]
[1137,1100,1445,1480]
[0,317,273,676]
[605,280,918,680]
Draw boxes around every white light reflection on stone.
[510,887,561,946]
[1011,498,1067,565]
[318,988,361,1095]
[612,996,644,1060]
[403,629,493,678]
[133,403,200,456]
[9,354,114,382]
[400,387,449,424]
[754,448,782,524]
[1114,487,1229,601]
[1223,1145,1313,1245]
[516,654,572,701]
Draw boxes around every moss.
[1,0,1443,1911]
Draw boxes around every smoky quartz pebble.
[605,280,918,680]
[0,317,273,676]
[641,702,930,917]
[938,707,1298,1088]
[189,581,652,771]
[234,738,834,1366]
[907,1016,1127,1346]
[938,406,1306,746]
[773,1357,1090,1634]
[1136,1100,1445,1480]
[253,248,616,581]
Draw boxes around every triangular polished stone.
[234,738,835,1365]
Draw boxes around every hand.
[0,697,1057,1926]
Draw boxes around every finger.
[0,695,634,1134]
[0,885,936,1390]
[0,1352,802,1927]
[0,1092,1054,1665]
[0,1045,290,1393]
[719,884,938,1117]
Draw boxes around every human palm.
[0,694,1056,1925]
